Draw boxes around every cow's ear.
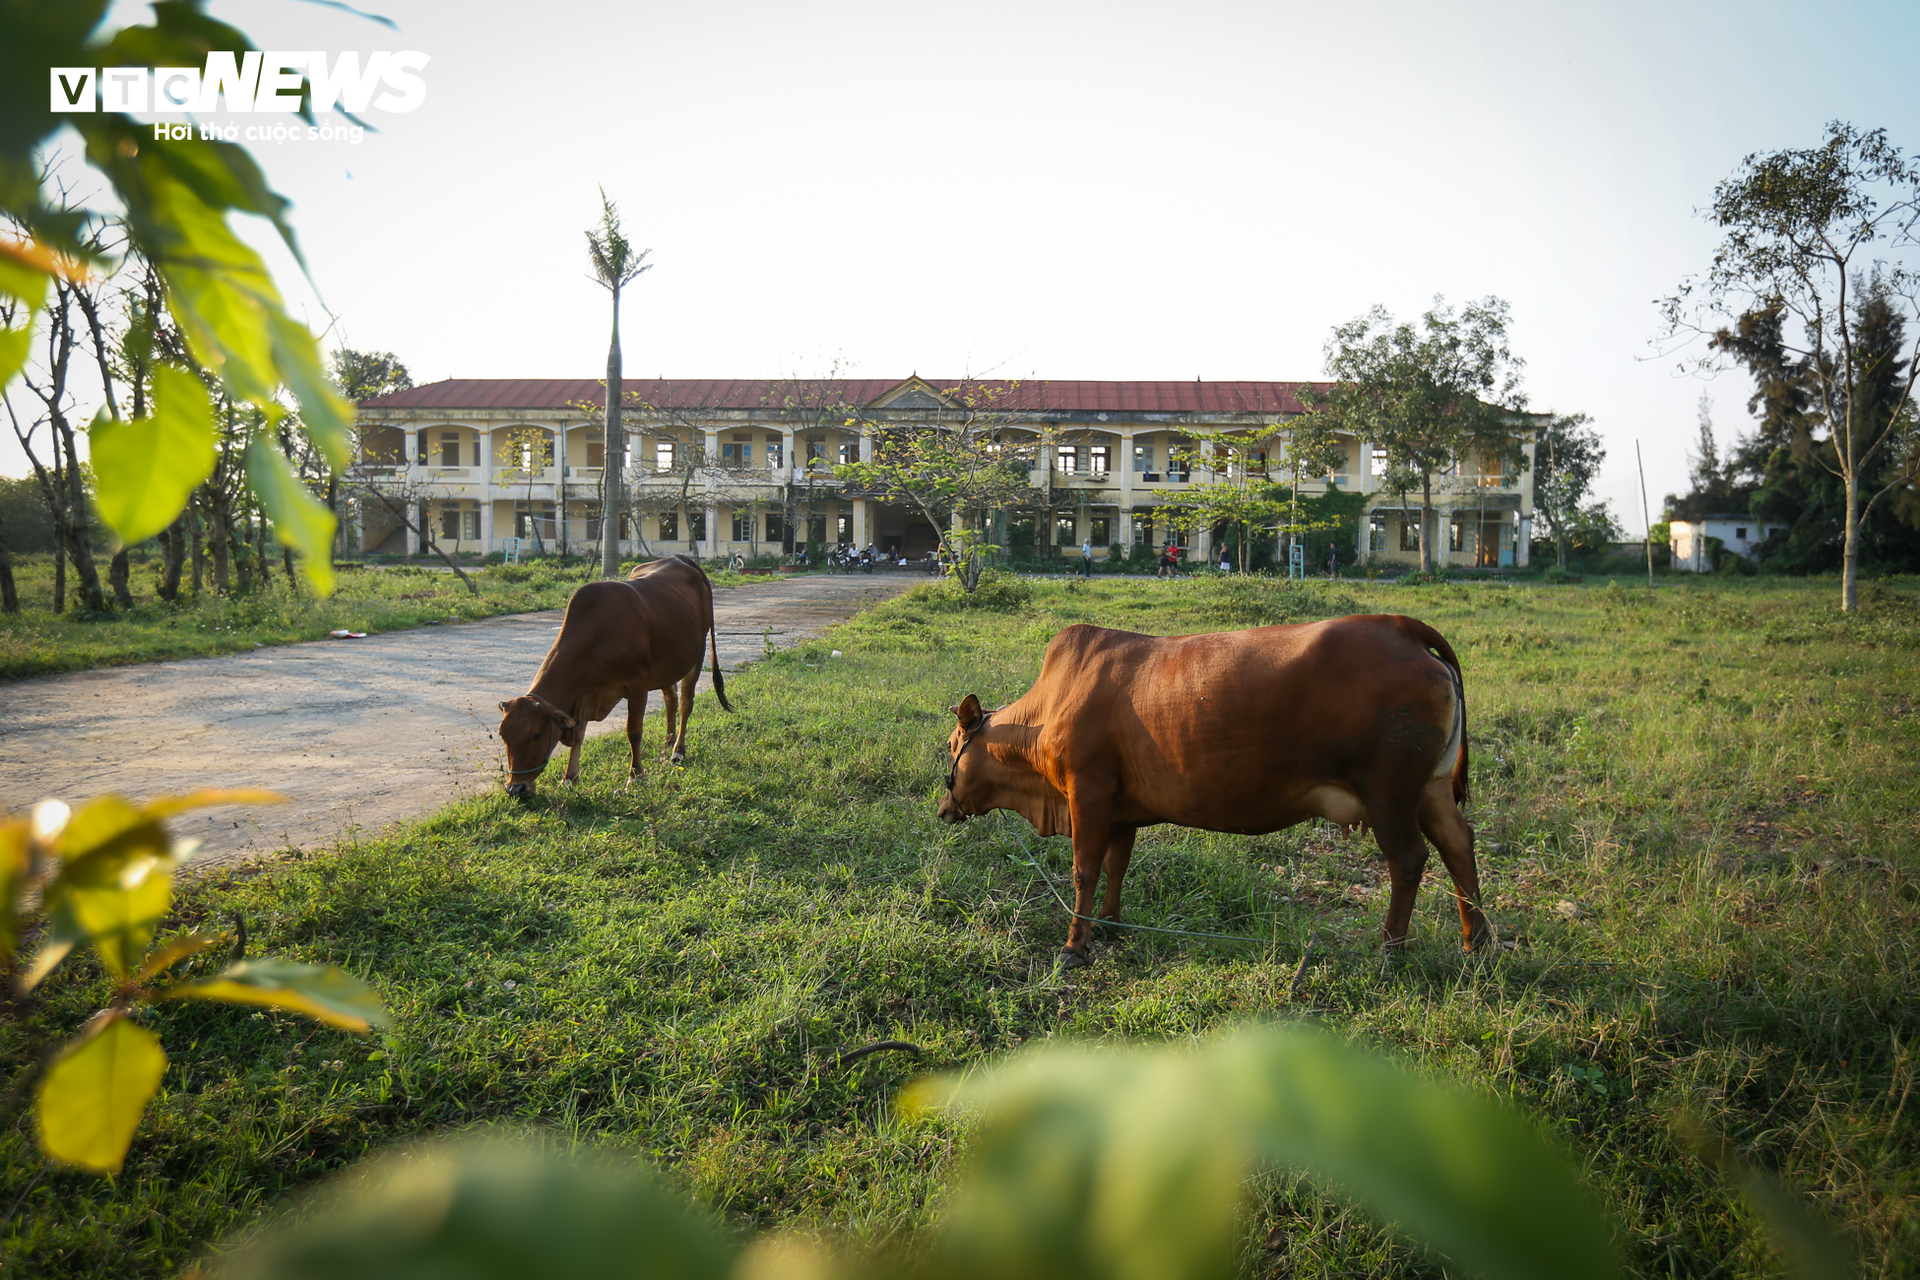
[550,708,578,729]
[954,694,984,731]
[498,700,513,713]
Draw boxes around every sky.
[13,0,1920,533]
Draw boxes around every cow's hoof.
[1055,947,1091,972]
[669,752,686,766]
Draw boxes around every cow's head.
[936,694,991,824]
[498,696,577,798]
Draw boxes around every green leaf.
[0,240,54,310]
[205,1138,735,1280]
[0,813,28,959]
[246,437,336,594]
[917,1024,1620,1280]
[0,319,31,391]
[163,958,388,1032]
[136,931,230,984]
[36,1014,168,1175]
[46,852,175,981]
[89,365,216,544]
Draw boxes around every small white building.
[1669,514,1786,572]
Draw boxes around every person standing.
[1081,538,1094,579]
[1158,542,1177,578]
[1325,544,1340,579]
[1219,545,1232,574]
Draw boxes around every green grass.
[4,574,1917,1278]
[0,556,600,680]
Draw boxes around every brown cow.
[498,555,732,797]
[936,615,1486,966]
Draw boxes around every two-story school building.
[351,376,1535,569]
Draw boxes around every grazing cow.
[498,555,732,797]
[936,615,1485,966]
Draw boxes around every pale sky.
[12,0,1920,533]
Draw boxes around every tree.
[1658,122,1920,610]
[1534,413,1608,570]
[1158,426,1289,573]
[1320,297,1528,572]
[836,379,1041,591]
[585,191,651,579]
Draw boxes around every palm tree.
[586,189,653,578]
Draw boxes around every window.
[415,428,430,462]
[766,512,786,543]
[1449,520,1466,552]
[731,510,752,542]
[471,438,481,467]
[688,510,706,543]
[1056,515,1078,545]
[1400,517,1421,552]
[658,509,678,541]
[655,440,677,472]
[440,506,459,538]
[838,439,855,465]
[766,436,783,469]
[513,502,556,541]
[440,432,461,467]
[1056,445,1079,474]
[722,439,751,466]
[836,513,852,543]
[586,436,605,469]
[1735,527,1748,540]
[1369,512,1387,551]
[1089,445,1111,475]
[1090,516,1111,547]
[807,515,827,545]
[1133,443,1154,473]
[1371,446,1388,476]
[1133,516,1154,546]
[806,438,826,464]
[1166,441,1192,480]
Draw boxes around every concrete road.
[0,574,911,872]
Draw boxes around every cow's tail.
[703,567,734,713]
[1397,617,1468,804]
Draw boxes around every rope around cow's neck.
[993,812,1268,949]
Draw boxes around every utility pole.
[1636,439,1654,588]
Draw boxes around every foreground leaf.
[36,1014,167,1175]
[89,364,216,544]
[141,788,286,820]
[918,1023,1620,1280]
[209,1138,734,1280]
[246,437,337,595]
[163,958,389,1032]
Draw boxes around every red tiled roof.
[358,377,1329,415]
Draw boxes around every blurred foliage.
[207,1027,1620,1280]
[1,1,353,590]
[2,791,386,1174]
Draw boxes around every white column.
[779,427,795,478]
[852,498,869,547]
[1435,506,1450,571]
[1118,428,1135,552]
[1516,515,1532,568]
[859,426,873,463]
[480,499,494,555]
[555,423,568,551]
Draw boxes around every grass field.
[0,555,789,681]
[3,574,1916,1278]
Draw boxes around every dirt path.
[0,574,913,873]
